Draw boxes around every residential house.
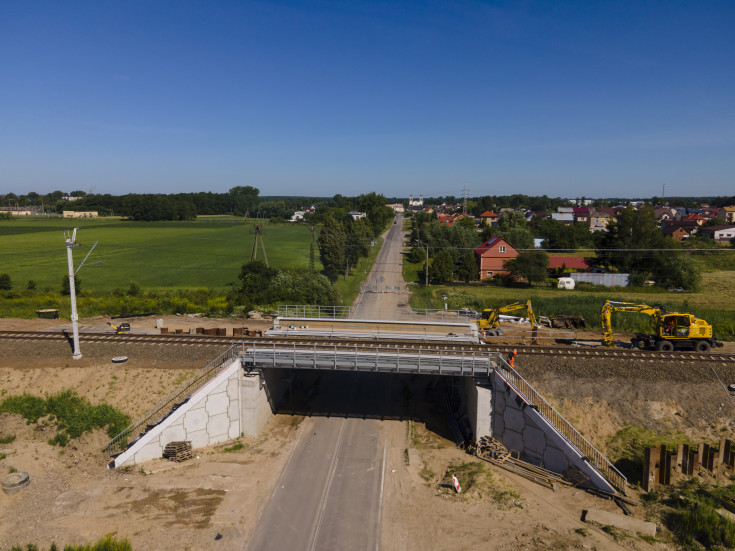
[386,203,405,213]
[572,207,589,224]
[289,211,305,222]
[699,225,735,242]
[663,224,694,241]
[348,210,366,221]
[723,206,735,224]
[661,219,699,239]
[588,208,619,232]
[682,213,706,226]
[700,206,721,221]
[551,212,574,225]
[478,210,500,226]
[474,236,518,279]
[654,207,677,221]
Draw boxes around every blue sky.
[1,1,733,199]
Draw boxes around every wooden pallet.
[163,441,193,462]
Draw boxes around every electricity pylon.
[300,222,319,271]
[250,224,269,267]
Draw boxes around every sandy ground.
[1,315,734,550]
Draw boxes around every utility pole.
[65,228,82,360]
[64,228,98,360]
[462,183,469,215]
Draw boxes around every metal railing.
[103,345,240,458]
[276,304,477,322]
[494,357,628,494]
[240,342,498,377]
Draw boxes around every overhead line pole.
[65,228,82,360]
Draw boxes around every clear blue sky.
[1,1,733,199]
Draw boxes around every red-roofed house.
[547,256,592,271]
[479,210,500,226]
[474,236,518,279]
[682,213,706,225]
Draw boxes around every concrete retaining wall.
[113,360,287,468]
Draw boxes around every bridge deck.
[240,344,498,376]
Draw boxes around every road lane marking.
[307,417,348,551]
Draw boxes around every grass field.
[0,216,320,292]
[409,271,735,339]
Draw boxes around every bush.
[0,273,11,290]
[0,390,130,446]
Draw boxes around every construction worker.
[507,349,517,367]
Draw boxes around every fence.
[495,357,628,495]
[103,345,240,458]
[276,304,477,322]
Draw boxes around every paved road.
[352,214,409,320]
[247,216,405,551]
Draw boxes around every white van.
[557,277,575,290]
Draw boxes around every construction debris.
[163,441,194,463]
[475,437,570,490]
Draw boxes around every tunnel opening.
[261,368,474,446]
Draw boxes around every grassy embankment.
[0,216,379,317]
[402,250,735,339]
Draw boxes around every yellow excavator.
[479,300,539,337]
[601,300,722,352]
[107,321,131,334]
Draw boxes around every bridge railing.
[103,345,240,459]
[276,304,477,322]
[495,357,628,494]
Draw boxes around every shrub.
[0,273,11,290]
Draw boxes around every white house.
[699,225,735,242]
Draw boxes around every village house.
[723,206,735,224]
[348,210,366,221]
[699,225,735,242]
[386,203,405,213]
[473,236,518,279]
[478,210,500,226]
[572,207,589,224]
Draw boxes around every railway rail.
[1,330,734,364]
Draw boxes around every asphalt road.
[247,216,404,551]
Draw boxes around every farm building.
[699,225,735,242]
[63,210,98,218]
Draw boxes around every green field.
[0,216,320,292]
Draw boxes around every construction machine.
[106,321,131,334]
[479,300,540,337]
[601,300,722,352]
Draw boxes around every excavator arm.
[601,300,664,347]
[480,300,539,331]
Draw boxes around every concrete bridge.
[105,341,627,495]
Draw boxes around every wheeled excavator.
[106,321,131,334]
[600,300,722,352]
[479,300,540,337]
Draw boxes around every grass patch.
[0,434,16,444]
[8,535,133,550]
[643,480,735,550]
[0,390,130,447]
[440,460,522,507]
[222,441,245,453]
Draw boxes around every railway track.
[2,330,734,364]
